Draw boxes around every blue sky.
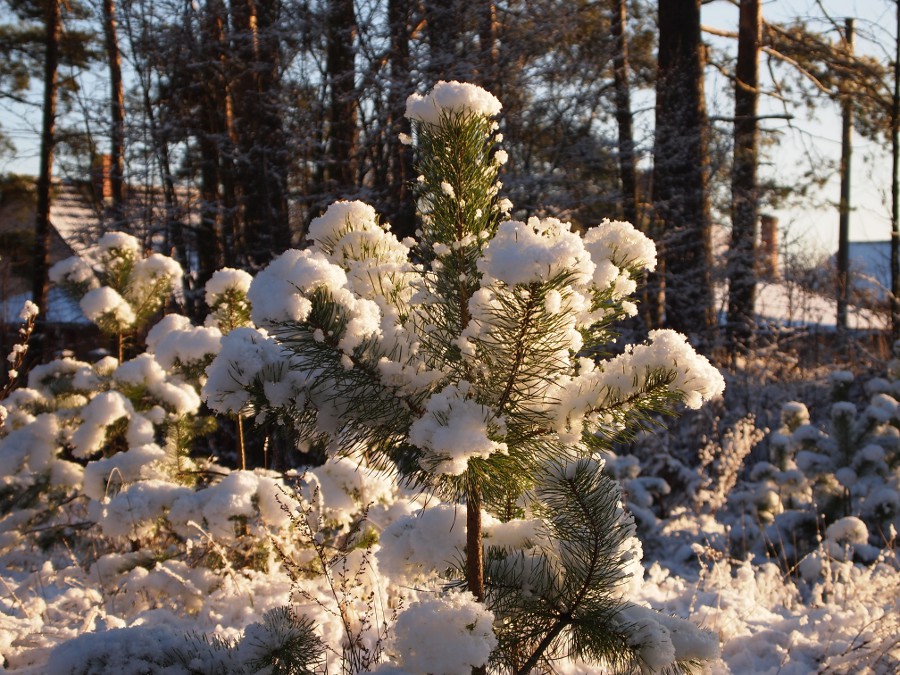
[702,0,899,256]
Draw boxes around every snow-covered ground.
[1,499,897,674]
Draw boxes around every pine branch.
[485,460,643,672]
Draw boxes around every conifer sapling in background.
[50,232,183,360]
[204,80,725,672]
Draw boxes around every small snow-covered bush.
[200,79,724,673]
[50,232,183,359]
[696,356,900,586]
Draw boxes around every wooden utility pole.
[836,18,854,333]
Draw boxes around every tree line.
[1,0,897,359]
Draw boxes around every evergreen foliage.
[204,80,725,671]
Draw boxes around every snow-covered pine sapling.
[197,268,255,467]
[205,267,254,335]
[204,80,725,671]
[50,232,183,360]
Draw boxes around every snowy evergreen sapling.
[50,232,183,359]
[204,80,725,671]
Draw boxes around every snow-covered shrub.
[50,232,183,359]
[719,362,900,577]
[202,79,724,672]
[0,81,732,674]
[43,606,323,675]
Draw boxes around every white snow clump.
[406,80,502,126]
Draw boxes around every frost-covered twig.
[2,299,38,400]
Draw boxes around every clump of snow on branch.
[79,286,136,330]
[385,591,497,673]
[204,267,254,306]
[405,80,502,126]
[408,382,508,475]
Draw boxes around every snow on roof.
[1,287,89,325]
[49,180,103,259]
[845,240,890,299]
[752,280,886,331]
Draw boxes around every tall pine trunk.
[195,0,229,283]
[231,0,290,269]
[102,0,126,227]
[478,0,498,92]
[651,0,714,343]
[424,0,463,84]
[892,5,900,343]
[726,0,761,354]
[30,0,61,362]
[612,0,637,228]
[324,0,358,196]
[386,0,416,239]
[836,19,853,334]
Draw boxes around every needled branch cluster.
[203,80,725,672]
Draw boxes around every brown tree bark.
[651,0,714,342]
[424,0,464,84]
[231,0,291,268]
[30,0,61,362]
[195,0,229,280]
[102,0,126,227]
[836,19,853,334]
[386,0,416,239]
[324,0,359,194]
[612,0,638,228]
[726,0,761,353]
[892,6,900,343]
[466,480,485,675]
[478,0,498,93]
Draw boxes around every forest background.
[3,0,900,361]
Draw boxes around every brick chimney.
[758,214,779,279]
[91,154,113,203]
